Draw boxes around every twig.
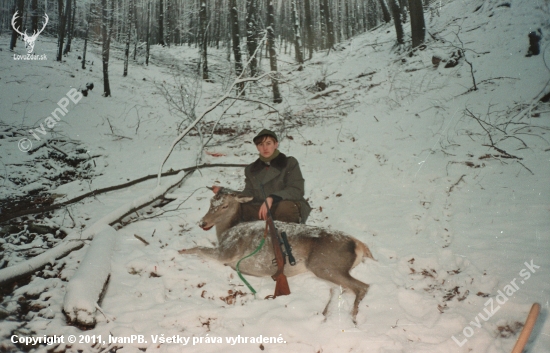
[134,234,149,245]
[104,133,133,140]
[516,161,534,175]
[311,89,339,100]
[448,174,466,194]
[94,302,113,323]
[465,108,494,145]
[0,163,247,223]
[105,118,115,134]
[48,144,68,156]
[225,96,280,113]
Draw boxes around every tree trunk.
[64,225,117,328]
[266,0,282,103]
[318,0,327,49]
[124,0,133,76]
[56,0,66,61]
[82,9,89,69]
[323,0,335,49]
[408,0,425,48]
[303,0,313,59]
[102,0,113,97]
[10,0,25,51]
[291,0,303,64]
[63,0,75,54]
[229,0,244,94]
[246,0,259,76]
[146,0,151,65]
[389,0,404,45]
[165,0,171,47]
[31,0,38,32]
[158,0,164,45]
[133,1,139,60]
[199,0,208,80]
[378,0,391,23]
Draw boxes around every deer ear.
[236,195,253,204]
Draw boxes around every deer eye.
[221,205,229,209]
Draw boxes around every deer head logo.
[11,11,48,54]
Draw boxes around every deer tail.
[353,239,375,267]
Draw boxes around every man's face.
[256,137,279,159]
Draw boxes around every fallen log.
[0,170,191,286]
[63,224,117,327]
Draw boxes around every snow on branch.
[63,224,117,327]
[155,74,275,185]
[156,33,270,186]
[0,171,190,286]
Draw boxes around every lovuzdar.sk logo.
[11,11,48,60]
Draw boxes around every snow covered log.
[63,224,117,327]
[0,170,190,286]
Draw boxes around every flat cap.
[253,129,278,144]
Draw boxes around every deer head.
[11,12,48,54]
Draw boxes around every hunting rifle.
[260,184,296,297]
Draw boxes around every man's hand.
[212,185,221,194]
[258,197,273,220]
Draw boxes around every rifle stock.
[266,217,291,296]
[261,184,291,297]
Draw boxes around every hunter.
[213,129,311,224]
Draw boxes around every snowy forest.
[0,0,549,352]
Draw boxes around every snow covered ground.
[1,0,549,352]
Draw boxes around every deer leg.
[307,238,370,324]
[179,246,220,260]
[322,287,335,321]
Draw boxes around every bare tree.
[146,0,151,65]
[31,0,38,32]
[158,0,164,45]
[408,0,425,48]
[323,0,335,49]
[124,0,134,76]
[198,0,208,79]
[303,0,314,59]
[165,0,171,47]
[102,0,113,96]
[10,0,25,51]
[266,0,282,103]
[378,0,391,23]
[63,0,75,54]
[246,0,259,76]
[318,0,327,48]
[82,4,90,69]
[56,0,67,61]
[389,0,404,45]
[229,0,244,94]
[291,0,303,64]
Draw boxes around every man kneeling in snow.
[212,129,311,224]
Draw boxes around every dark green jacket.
[241,152,311,223]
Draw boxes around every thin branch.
[0,163,247,223]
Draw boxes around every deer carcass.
[179,190,375,323]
